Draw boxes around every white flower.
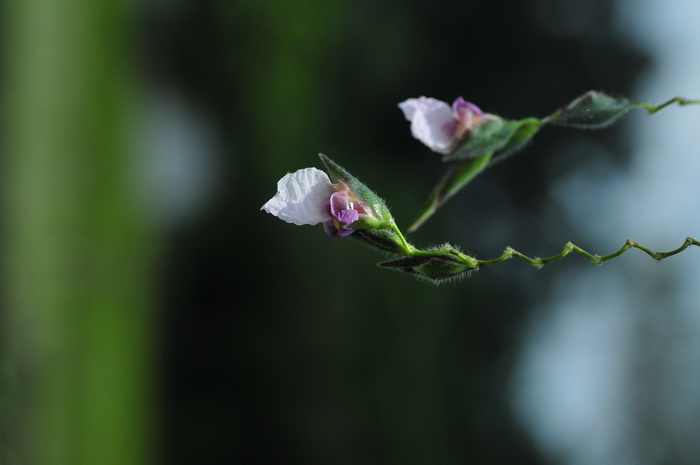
[261,167,334,225]
[398,96,485,154]
[398,97,456,154]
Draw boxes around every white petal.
[398,97,456,154]
[261,167,334,225]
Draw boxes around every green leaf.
[408,152,492,232]
[545,90,631,129]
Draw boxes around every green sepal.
[408,152,492,232]
[489,117,543,164]
[445,117,516,161]
[351,229,409,255]
[319,153,394,229]
[545,90,631,129]
[446,116,543,162]
[378,255,433,270]
[413,256,472,281]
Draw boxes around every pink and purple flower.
[398,96,490,154]
[261,167,371,238]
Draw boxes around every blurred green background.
[3,0,700,464]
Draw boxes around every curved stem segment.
[631,97,700,114]
[378,235,698,282]
[474,237,700,269]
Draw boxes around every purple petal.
[334,208,359,226]
[336,227,356,237]
[327,190,352,215]
[323,220,356,238]
[452,97,483,117]
[323,220,339,238]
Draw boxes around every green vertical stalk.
[2,1,153,464]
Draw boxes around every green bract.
[319,153,394,230]
[379,253,474,282]
[545,91,631,129]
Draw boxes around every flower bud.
[378,248,476,282]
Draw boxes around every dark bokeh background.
[143,1,646,464]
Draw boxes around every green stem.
[631,97,700,114]
[473,237,700,269]
[390,222,477,264]
[390,222,415,254]
[378,229,697,281]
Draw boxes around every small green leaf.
[545,90,631,129]
[408,152,492,232]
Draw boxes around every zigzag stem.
[631,97,700,114]
[473,237,700,269]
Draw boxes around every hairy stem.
[631,97,700,114]
[472,237,700,269]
